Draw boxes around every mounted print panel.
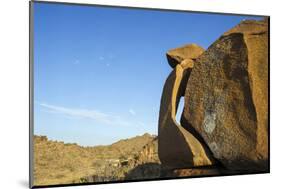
[29,1,269,188]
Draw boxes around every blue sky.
[33,2,263,146]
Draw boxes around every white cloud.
[129,109,136,116]
[39,102,131,127]
[99,56,105,60]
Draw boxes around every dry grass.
[33,134,159,186]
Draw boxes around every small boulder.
[166,44,204,68]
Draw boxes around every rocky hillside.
[34,134,160,186]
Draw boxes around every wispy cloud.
[129,109,136,116]
[38,102,131,127]
[99,56,105,60]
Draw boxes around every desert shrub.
[79,177,88,183]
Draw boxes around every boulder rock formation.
[158,44,215,170]
[182,19,269,171]
[159,18,268,173]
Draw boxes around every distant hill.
[33,134,160,186]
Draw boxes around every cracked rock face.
[182,19,268,171]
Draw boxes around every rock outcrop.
[159,18,268,173]
[158,44,215,170]
[136,137,159,164]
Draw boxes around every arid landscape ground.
[34,134,160,186]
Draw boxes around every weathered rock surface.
[166,44,204,68]
[158,45,214,170]
[182,19,269,171]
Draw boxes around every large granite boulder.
[158,45,215,170]
[182,19,269,171]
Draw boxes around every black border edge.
[29,1,34,188]
[29,1,270,188]
[268,16,270,173]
